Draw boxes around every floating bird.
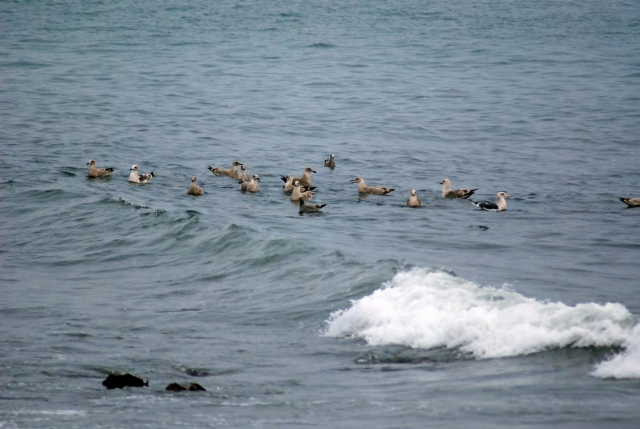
[324,154,336,169]
[291,180,315,201]
[187,176,204,196]
[298,197,326,215]
[128,164,155,183]
[208,161,243,178]
[87,159,114,177]
[472,192,511,211]
[440,178,477,199]
[619,197,640,207]
[281,175,315,193]
[291,167,316,188]
[239,174,260,192]
[350,177,394,195]
[237,164,249,181]
[407,189,421,207]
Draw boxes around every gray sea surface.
[2,0,640,427]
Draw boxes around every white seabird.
[87,159,114,177]
[407,189,421,207]
[472,192,511,211]
[440,178,477,199]
[350,177,394,195]
[187,176,204,196]
[128,165,155,183]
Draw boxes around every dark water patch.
[306,43,336,49]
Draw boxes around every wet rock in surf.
[102,373,148,389]
[166,382,206,392]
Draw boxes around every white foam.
[325,268,640,377]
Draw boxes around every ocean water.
[2,0,640,427]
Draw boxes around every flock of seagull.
[87,157,640,213]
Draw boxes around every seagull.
[208,161,243,178]
[281,175,315,193]
[324,154,336,169]
[407,189,421,207]
[298,197,326,215]
[128,165,155,183]
[87,159,114,177]
[291,167,316,188]
[619,197,640,207]
[440,179,477,199]
[237,165,249,181]
[472,192,511,211]
[187,176,204,196]
[291,180,315,201]
[350,177,394,195]
[238,174,260,192]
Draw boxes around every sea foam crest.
[325,268,640,378]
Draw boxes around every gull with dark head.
[298,198,326,215]
[350,177,394,195]
[87,159,114,177]
[472,192,510,211]
[128,164,155,183]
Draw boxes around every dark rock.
[166,383,186,392]
[166,382,206,392]
[102,373,148,389]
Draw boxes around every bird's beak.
[350,179,355,184]
[312,170,316,173]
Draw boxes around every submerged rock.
[166,382,206,392]
[102,373,148,389]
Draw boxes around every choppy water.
[2,0,640,427]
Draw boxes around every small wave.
[306,43,336,49]
[325,268,640,377]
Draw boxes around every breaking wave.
[325,268,640,378]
